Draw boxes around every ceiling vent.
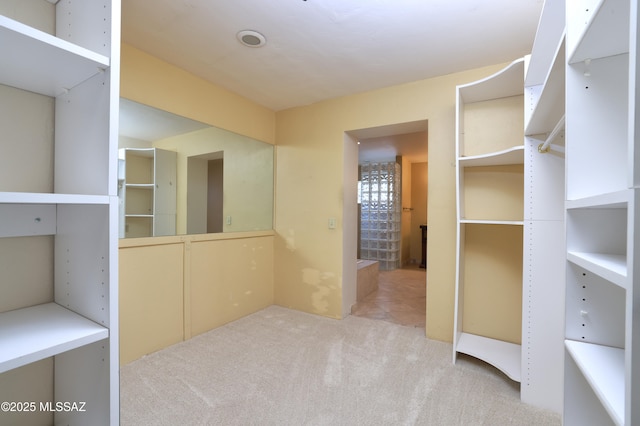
[237,30,266,48]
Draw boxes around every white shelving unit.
[453,1,568,413]
[118,147,177,238]
[453,58,526,383]
[521,0,567,413]
[0,2,120,425]
[563,0,639,424]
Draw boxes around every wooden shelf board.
[565,340,624,425]
[458,146,525,167]
[0,303,108,373]
[567,251,627,288]
[455,332,521,382]
[0,15,109,97]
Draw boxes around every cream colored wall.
[119,242,184,364]
[0,235,54,425]
[0,359,53,425]
[119,44,276,364]
[275,63,508,340]
[121,44,275,145]
[0,84,53,193]
[461,95,524,156]
[462,224,523,344]
[462,164,524,220]
[188,235,275,336]
[119,232,274,365]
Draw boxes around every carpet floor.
[120,305,561,425]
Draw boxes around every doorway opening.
[207,158,224,233]
[187,151,224,234]
[345,120,428,328]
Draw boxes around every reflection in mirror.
[118,99,274,238]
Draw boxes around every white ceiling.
[121,0,544,162]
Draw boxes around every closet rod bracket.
[537,143,550,154]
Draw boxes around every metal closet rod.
[538,115,565,154]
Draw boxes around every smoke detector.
[237,30,266,48]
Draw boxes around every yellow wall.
[119,232,274,365]
[188,236,274,336]
[119,44,277,364]
[119,242,184,364]
[462,224,523,344]
[121,41,511,343]
[461,95,524,156]
[121,44,275,145]
[274,64,507,340]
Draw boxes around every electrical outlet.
[328,217,336,229]
[226,216,232,225]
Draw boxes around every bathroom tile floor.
[351,263,426,328]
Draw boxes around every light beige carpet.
[120,305,561,425]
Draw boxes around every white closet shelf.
[566,189,630,210]
[455,332,521,382]
[458,59,524,103]
[119,148,155,159]
[0,303,108,374]
[567,251,626,288]
[0,192,110,204]
[525,37,566,136]
[125,184,155,189]
[0,15,109,97]
[569,0,629,64]
[524,0,565,87]
[125,214,153,218]
[460,219,524,226]
[565,340,624,425]
[458,146,524,167]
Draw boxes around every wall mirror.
[118,98,274,238]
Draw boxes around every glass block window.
[360,161,401,270]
